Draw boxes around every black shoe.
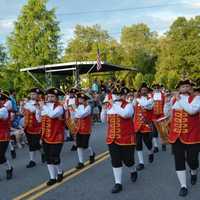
[111,184,122,193]
[162,144,167,151]
[6,167,13,180]
[46,179,57,186]
[148,154,154,163]
[89,153,96,164]
[130,171,138,183]
[26,161,36,168]
[71,145,77,151]
[137,163,144,171]
[41,153,46,163]
[179,187,188,197]
[153,147,159,153]
[11,150,16,159]
[76,162,84,169]
[57,173,63,183]
[190,171,197,185]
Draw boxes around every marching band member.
[166,80,200,197]
[0,90,16,159]
[133,83,154,171]
[23,88,45,168]
[40,88,65,186]
[152,84,166,152]
[101,88,137,193]
[0,91,13,180]
[64,88,79,151]
[73,92,95,169]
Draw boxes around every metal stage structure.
[20,61,138,87]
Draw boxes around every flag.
[96,48,102,71]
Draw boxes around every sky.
[0,0,200,47]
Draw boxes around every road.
[0,123,199,200]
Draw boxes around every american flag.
[96,48,102,71]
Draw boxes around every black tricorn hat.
[29,87,44,95]
[69,87,79,94]
[120,87,130,95]
[0,90,10,97]
[175,79,195,89]
[112,87,121,95]
[77,92,91,100]
[45,88,65,96]
[152,83,161,89]
[138,82,149,91]
[0,89,10,100]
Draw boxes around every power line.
[56,3,186,16]
[0,2,188,21]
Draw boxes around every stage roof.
[20,61,137,75]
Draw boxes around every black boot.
[6,167,13,180]
[162,144,167,151]
[71,145,77,151]
[26,161,36,168]
[89,152,96,164]
[111,184,122,193]
[190,170,197,185]
[11,150,16,159]
[46,179,57,186]
[153,147,159,153]
[57,173,63,183]
[130,171,138,183]
[137,163,144,171]
[148,154,154,163]
[179,187,188,197]
[76,162,84,169]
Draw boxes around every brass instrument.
[153,116,170,144]
[65,104,80,135]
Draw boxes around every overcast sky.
[0,0,200,46]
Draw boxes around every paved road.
[0,123,200,200]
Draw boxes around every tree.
[8,0,61,67]
[63,24,123,64]
[120,23,158,74]
[156,16,200,88]
[6,0,61,96]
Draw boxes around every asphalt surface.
[0,123,200,200]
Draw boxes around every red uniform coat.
[106,101,135,145]
[133,97,153,133]
[24,109,41,134]
[41,103,65,144]
[168,96,200,144]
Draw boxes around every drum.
[153,116,170,144]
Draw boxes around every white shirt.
[4,100,12,111]
[24,100,41,122]
[153,92,162,101]
[41,102,64,118]
[101,101,134,123]
[0,107,8,119]
[136,96,154,110]
[74,104,91,119]
[164,95,200,116]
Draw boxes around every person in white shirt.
[166,80,200,197]
[64,88,79,151]
[40,88,65,186]
[72,92,95,170]
[101,87,137,193]
[23,88,45,168]
[133,83,154,171]
[0,92,13,180]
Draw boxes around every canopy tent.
[20,61,138,87]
